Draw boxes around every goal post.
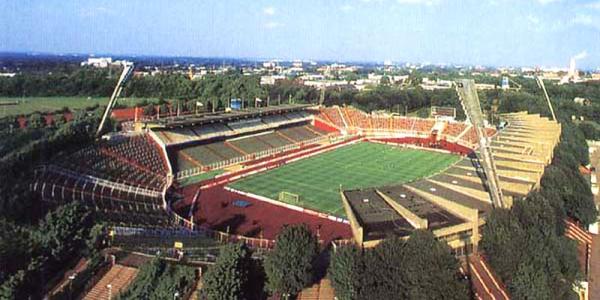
[278,191,300,204]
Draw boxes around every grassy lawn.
[228,142,460,218]
[0,97,158,116]
[177,169,225,187]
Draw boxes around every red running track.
[177,183,352,242]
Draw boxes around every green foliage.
[481,195,581,300]
[264,224,319,297]
[328,245,363,300]
[118,258,196,300]
[0,202,95,298]
[328,231,468,300]
[203,243,253,300]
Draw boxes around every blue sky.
[2,0,600,68]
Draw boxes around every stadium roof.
[343,189,413,241]
[142,104,314,129]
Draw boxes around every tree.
[203,243,253,300]
[328,245,363,300]
[264,224,319,298]
[401,230,469,300]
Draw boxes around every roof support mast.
[535,76,557,121]
[456,79,505,208]
[96,62,135,137]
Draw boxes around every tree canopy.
[264,224,319,298]
[329,230,469,300]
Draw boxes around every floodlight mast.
[455,79,505,209]
[535,76,557,121]
[96,62,135,137]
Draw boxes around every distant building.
[81,57,113,68]
[260,75,285,85]
[501,76,510,90]
[574,97,591,106]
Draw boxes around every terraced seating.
[228,118,267,134]
[229,135,272,153]
[392,116,412,130]
[279,126,320,141]
[161,127,198,144]
[262,114,291,127]
[372,116,389,130]
[319,107,345,128]
[192,123,233,140]
[344,107,370,128]
[256,132,294,148]
[49,136,168,192]
[206,142,244,159]
[444,122,468,138]
[182,145,225,166]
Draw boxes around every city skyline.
[2,0,600,68]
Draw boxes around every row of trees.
[482,79,598,299]
[328,230,469,300]
[117,258,196,300]
[481,193,581,299]
[201,225,468,300]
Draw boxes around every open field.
[228,142,460,217]
[0,97,158,116]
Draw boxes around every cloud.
[586,1,600,10]
[573,50,587,60]
[571,14,593,26]
[264,21,283,29]
[535,0,561,4]
[340,4,354,11]
[396,0,442,5]
[527,14,541,25]
[263,6,276,16]
[79,6,115,18]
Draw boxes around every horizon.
[2,0,600,69]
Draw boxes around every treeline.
[0,203,102,299]
[481,83,598,299]
[201,225,468,300]
[481,123,596,298]
[0,67,471,119]
[117,258,196,300]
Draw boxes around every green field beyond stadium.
[228,142,461,218]
[0,97,158,116]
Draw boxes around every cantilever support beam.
[96,63,135,137]
[535,76,557,121]
[456,79,505,208]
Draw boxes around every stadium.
[31,84,560,256]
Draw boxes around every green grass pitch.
[228,142,461,218]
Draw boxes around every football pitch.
[228,142,461,218]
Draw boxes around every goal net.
[279,191,300,204]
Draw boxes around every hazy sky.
[2,0,600,68]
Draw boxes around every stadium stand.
[32,133,173,227]
[171,122,334,175]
